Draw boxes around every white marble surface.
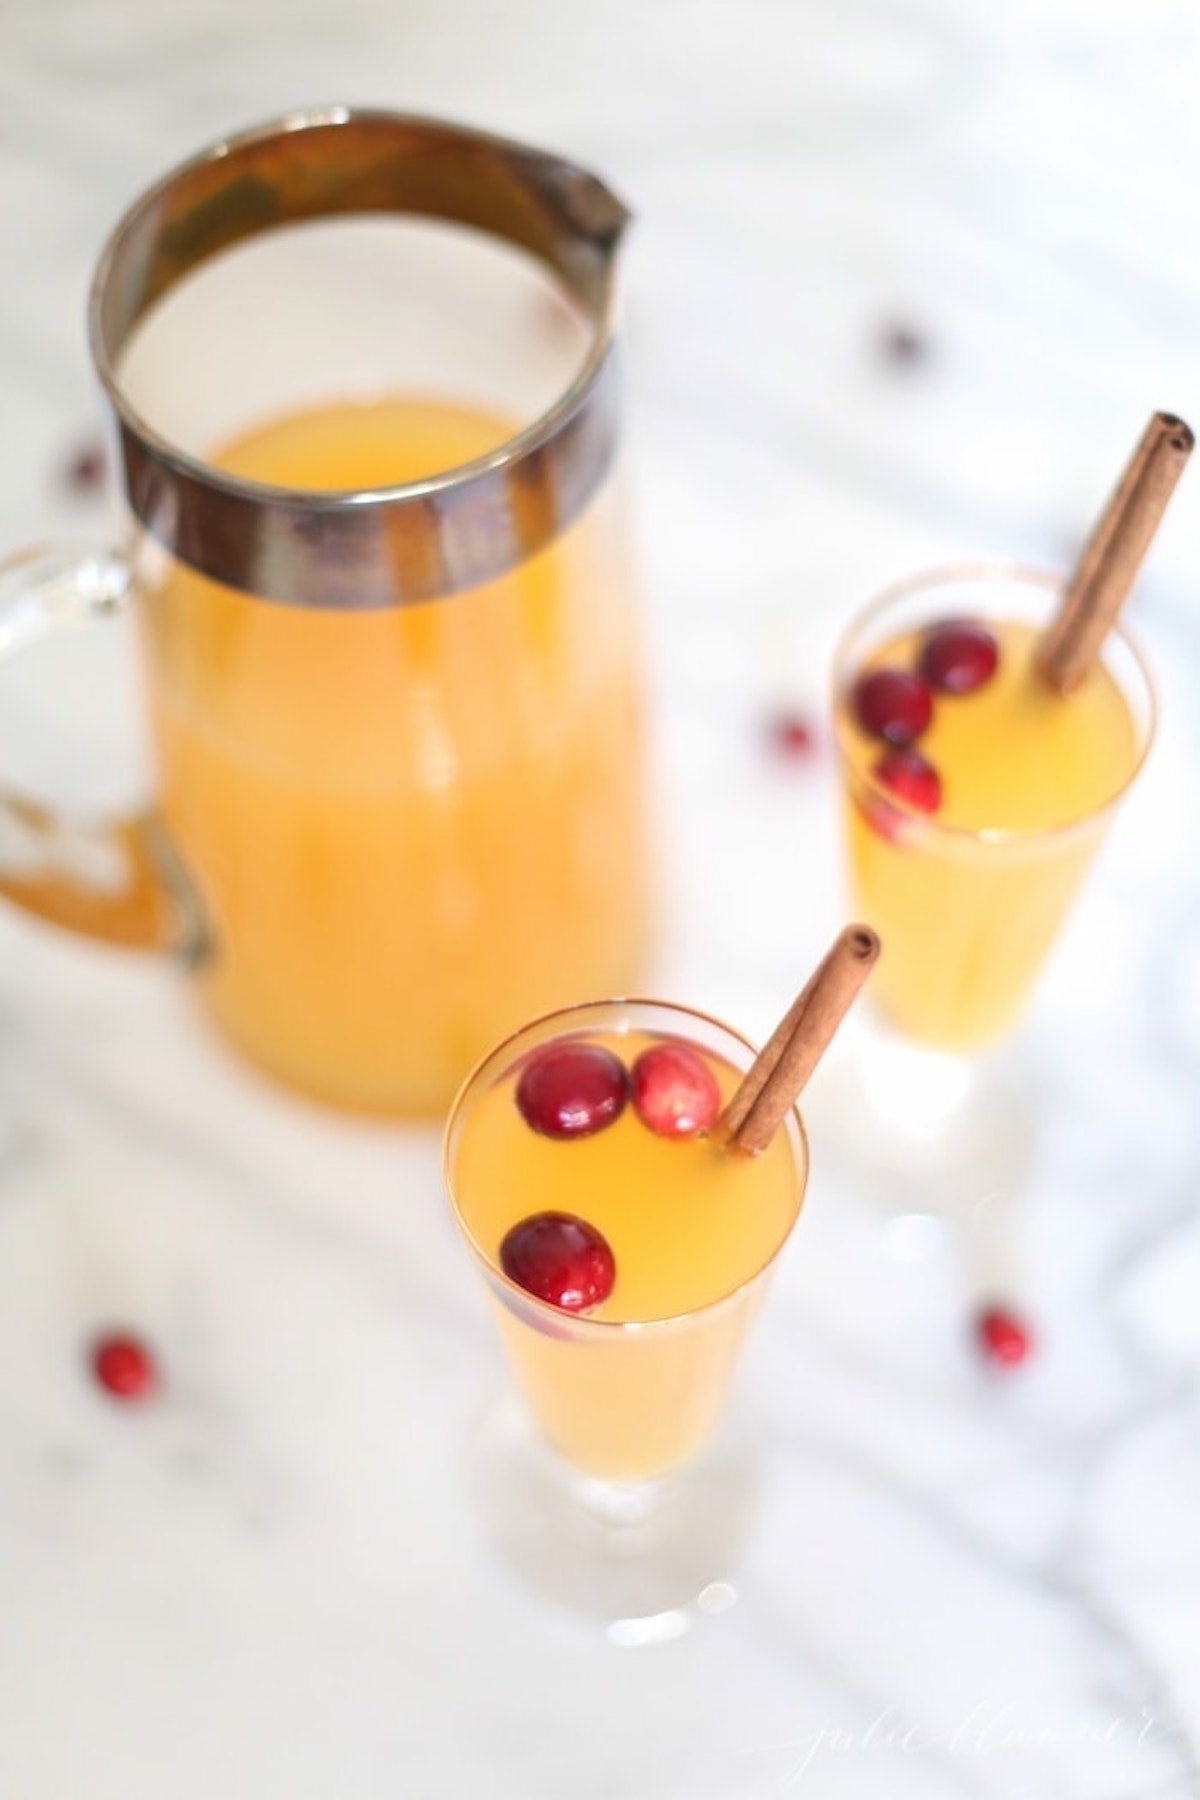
[2,1,1200,1795]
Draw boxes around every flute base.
[471,1398,758,1638]
[822,1021,1039,1241]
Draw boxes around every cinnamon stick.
[720,974,815,1139]
[1039,411,1192,695]
[723,925,880,1156]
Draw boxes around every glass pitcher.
[0,110,650,1117]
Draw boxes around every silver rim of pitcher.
[88,108,630,610]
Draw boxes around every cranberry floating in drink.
[500,1212,616,1312]
[918,621,999,695]
[852,668,933,745]
[516,1042,628,1140]
[630,1040,721,1139]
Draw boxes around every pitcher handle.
[0,545,208,960]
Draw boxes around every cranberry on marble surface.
[767,710,817,761]
[63,440,106,494]
[90,1332,158,1402]
[975,1305,1033,1368]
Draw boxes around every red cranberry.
[516,1041,628,1139]
[879,320,930,368]
[631,1040,721,1139]
[975,1305,1033,1368]
[90,1332,158,1402]
[874,747,942,814]
[859,791,905,844]
[64,440,106,494]
[500,1212,615,1312]
[852,669,933,745]
[768,711,816,760]
[919,621,999,695]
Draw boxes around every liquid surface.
[453,1031,802,1323]
[841,620,1139,832]
[214,393,513,489]
[138,396,647,1115]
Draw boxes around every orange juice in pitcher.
[143,394,647,1112]
[0,114,650,1115]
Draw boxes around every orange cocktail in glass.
[446,998,806,1484]
[833,566,1153,1053]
